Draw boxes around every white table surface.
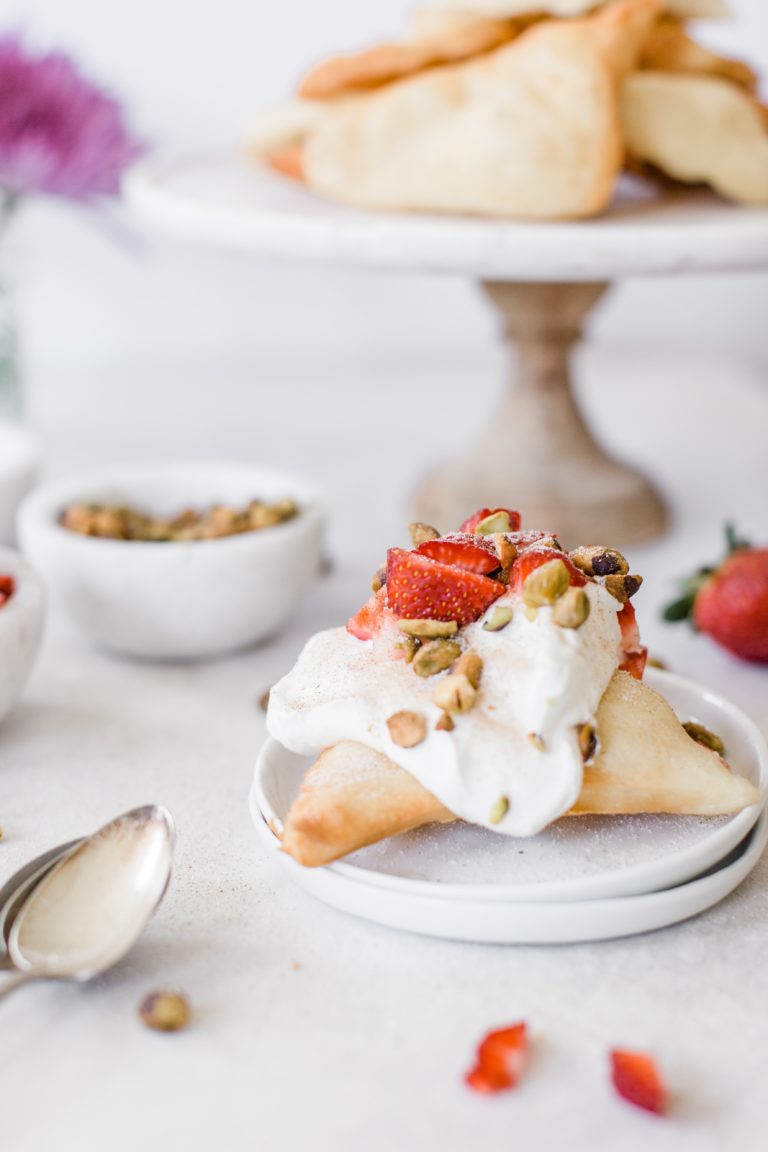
[3,348,768,1152]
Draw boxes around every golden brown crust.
[265,146,306,182]
[640,16,757,89]
[297,18,522,100]
[280,671,759,866]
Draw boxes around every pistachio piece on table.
[683,721,726,758]
[475,511,511,536]
[398,618,458,639]
[433,673,477,714]
[552,586,591,630]
[387,710,428,748]
[528,732,546,751]
[522,558,570,608]
[646,655,668,671]
[489,795,510,825]
[138,989,191,1033]
[483,605,513,632]
[603,573,643,604]
[569,545,629,577]
[435,711,455,732]
[408,521,440,547]
[412,639,462,677]
[453,650,483,689]
[576,722,598,763]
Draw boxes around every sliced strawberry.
[511,547,586,592]
[416,533,500,575]
[346,587,388,641]
[460,507,522,534]
[618,602,647,680]
[0,574,14,600]
[465,1023,529,1094]
[386,548,504,625]
[610,1049,666,1116]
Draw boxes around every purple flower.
[0,34,142,200]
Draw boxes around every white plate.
[252,670,766,912]
[126,155,768,281]
[253,795,767,943]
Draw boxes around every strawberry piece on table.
[663,526,768,663]
[416,532,500,575]
[347,587,388,641]
[610,1049,666,1116]
[465,1023,529,1094]
[386,548,504,625]
[460,507,522,534]
[0,574,13,605]
[512,546,586,592]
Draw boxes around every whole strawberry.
[664,527,768,663]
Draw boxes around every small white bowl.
[17,461,326,660]
[0,424,39,546]
[0,548,46,725]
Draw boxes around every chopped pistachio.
[528,732,546,751]
[433,673,477,714]
[370,566,387,593]
[522,558,570,608]
[475,511,511,536]
[569,545,629,578]
[387,710,428,748]
[408,521,440,547]
[646,655,668,671]
[552,586,591,630]
[412,639,462,677]
[523,605,538,623]
[683,721,726,758]
[489,795,510,825]
[576,722,598,763]
[603,573,643,603]
[398,618,458,639]
[453,650,483,689]
[138,989,191,1033]
[483,605,513,632]
[493,534,518,576]
[396,636,420,664]
[435,712,455,732]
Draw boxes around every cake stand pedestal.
[126,155,768,544]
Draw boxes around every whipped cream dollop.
[267,583,622,836]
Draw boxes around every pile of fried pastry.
[249,0,768,219]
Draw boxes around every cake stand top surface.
[126,153,768,281]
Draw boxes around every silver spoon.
[0,805,174,1000]
[0,839,83,971]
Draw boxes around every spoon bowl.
[6,806,174,983]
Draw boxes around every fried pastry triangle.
[280,671,759,866]
[621,72,768,204]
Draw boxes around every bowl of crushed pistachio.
[17,462,325,659]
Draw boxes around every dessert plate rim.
[251,669,767,905]
[251,797,767,944]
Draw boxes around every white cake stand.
[126,154,768,544]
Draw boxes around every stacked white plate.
[251,670,768,944]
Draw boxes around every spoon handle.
[0,970,39,1001]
